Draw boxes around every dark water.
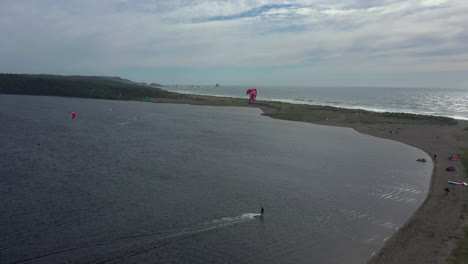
[0,95,432,264]
[164,85,468,120]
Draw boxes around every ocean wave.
[164,89,468,120]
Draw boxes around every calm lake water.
[0,95,432,264]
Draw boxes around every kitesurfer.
[444,187,450,195]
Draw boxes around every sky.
[1,0,467,88]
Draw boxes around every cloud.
[0,0,467,87]
[196,4,298,22]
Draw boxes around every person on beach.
[444,187,450,195]
[261,207,264,215]
[434,154,437,160]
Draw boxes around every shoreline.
[153,95,468,264]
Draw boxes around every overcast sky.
[1,0,467,88]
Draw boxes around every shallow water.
[0,95,432,264]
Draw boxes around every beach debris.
[448,181,467,186]
[246,88,257,104]
[446,166,457,172]
[449,156,460,161]
[416,158,427,162]
[71,112,76,119]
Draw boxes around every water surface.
[0,95,432,264]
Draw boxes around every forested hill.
[0,74,171,100]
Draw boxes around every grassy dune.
[155,92,457,126]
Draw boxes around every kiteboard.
[448,181,468,186]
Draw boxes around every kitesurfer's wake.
[132,212,262,253]
[10,212,262,264]
[97,213,262,263]
[209,213,261,224]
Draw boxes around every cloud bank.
[0,0,467,87]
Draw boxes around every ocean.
[162,85,468,120]
[0,95,432,264]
